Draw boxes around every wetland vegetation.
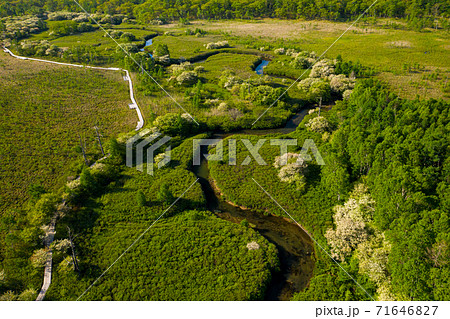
[0,0,449,302]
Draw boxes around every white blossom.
[325,184,375,261]
[305,116,329,133]
[329,74,356,93]
[310,59,335,78]
[274,48,286,55]
[247,241,260,250]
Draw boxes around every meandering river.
[192,110,315,301]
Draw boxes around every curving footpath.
[2,47,144,130]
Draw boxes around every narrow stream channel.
[255,60,270,75]
[141,38,154,56]
[192,110,315,301]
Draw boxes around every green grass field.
[198,53,261,79]
[0,51,137,213]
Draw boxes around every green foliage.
[153,113,196,137]
[157,183,174,204]
[136,190,146,207]
[50,210,278,300]
[120,32,136,41]
[240,219,249,227]
[49,20,77,36]
[28,193,59,226]
[45,151,278,300]
[153,43,169,57]
[79,168,96,193]
[28,184,46,200]
[208,78,449,301]
[2,1,449,26]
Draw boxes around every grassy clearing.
[151,34,224,59]
[199,53,261,79]
[0,51,137,213]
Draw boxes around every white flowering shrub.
[204,99,220,106]
[298,78,331,102]
[273,152,302,168]
[176,71,198,86]
[45,44,61,57]
[18,40,65,57]
[305,116,329,133]
[298,77,322,91]
[343,89,353,100]
[90,162,105,173]
[100,14,124,25]
[207,106,242,121]
[73,14,90,23]
[106,30,123,39]
[120,32,136,41]
[377,281,396,301]
[273,153,308,190]
[48,11,80,21]
[247,241,260,250]
[220,75,242,89]
[291,55,315,69]
[329,74,356,93]
[181,113,194,122]
[116,43,139,53]
[3,16,46,39]
[228,108,243,120]
[325,184,375,261]
[66,179,81,190]
[274,48,285,55]
[206,41,230,50]
[48,11,95,22]
[285,48,298,56]
[169,62,193,76]
[194,65,205,73]
[77,22,95,32]
[217,102,229,111]
[310,59,335,78]
[356,233,391,285]
[150,19,165,25]
[155,54,170,65]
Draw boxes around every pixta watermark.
[126,129,172,175]
[127,133,325,175]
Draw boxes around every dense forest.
[1,0,449,28]
[208,79,449,300]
